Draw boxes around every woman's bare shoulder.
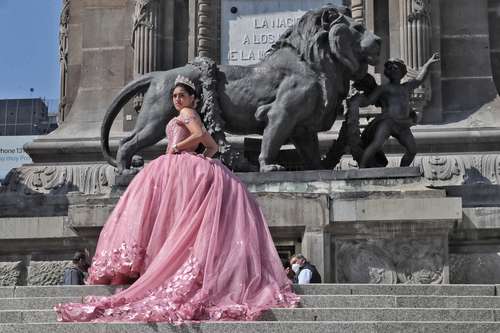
[178,108,200,123]
[179,107,198,117]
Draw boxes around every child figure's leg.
[360,120,392,168]
[394,127,417,167]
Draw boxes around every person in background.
[282,259,295,281]
[290,254,322,284]
[63,250,90,285]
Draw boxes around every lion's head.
[268,5,381,78]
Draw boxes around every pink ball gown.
[54,114,299,323]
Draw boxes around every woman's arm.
[199,132,219,158]
[170,108,219,157]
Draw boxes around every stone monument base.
[3,166,500,285]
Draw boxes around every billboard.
[0,136,37,180]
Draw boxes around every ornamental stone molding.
[0,262,24,286]
[58,0,70,123]
[27,261,73,286]
[407,0,431,22]
[336,153,500,186]
[1,164,116,195]
[419,154,500,185]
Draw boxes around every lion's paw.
[118,168,140,176]
[260,164,286,172]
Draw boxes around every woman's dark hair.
[172,82,196,97]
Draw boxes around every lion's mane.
[266,6,351,66]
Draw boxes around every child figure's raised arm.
[406,52,440,90]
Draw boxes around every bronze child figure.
[359,53,440,168]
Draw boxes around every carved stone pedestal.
[241,167,463,284]
[327,172,461,284]
[332,221,454,284]
[0,166,466,285]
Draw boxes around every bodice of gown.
[165,116,196,153]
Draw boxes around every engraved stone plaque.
[220,0,342,65]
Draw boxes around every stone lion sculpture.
[101,5,380,173]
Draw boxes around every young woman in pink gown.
[54,76,299,323]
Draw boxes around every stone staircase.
[0,284,499,332]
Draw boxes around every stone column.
[131,0,161,113]
[129,0,175,119]
[351,0,365,23]
[301,227,333,283]
[400,0,432,71]
[131,0,178,74]
[488,0,500,95]
[58,0,70,124]
[197,0,213,57]
[399,0,433,119]
[188,0,219,61]
[131,0,161,77]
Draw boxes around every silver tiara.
[175,75,196,91]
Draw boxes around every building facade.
[0,98,54,136]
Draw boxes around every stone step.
[0,309,57,323]
[0,297,81,310]
[2,307,500,324]
[0,285,120,298]
[2,295,500,310]
[259,307,500,322]
[1,321,500,333]
[0,284,497,298]
[293,284,497,296]
[297,295,500,308]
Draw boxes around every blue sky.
[0,0,62,100]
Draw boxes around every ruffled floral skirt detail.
[54,153,299,322]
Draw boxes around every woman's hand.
[175,108,219,156]
[202,145,218,158]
